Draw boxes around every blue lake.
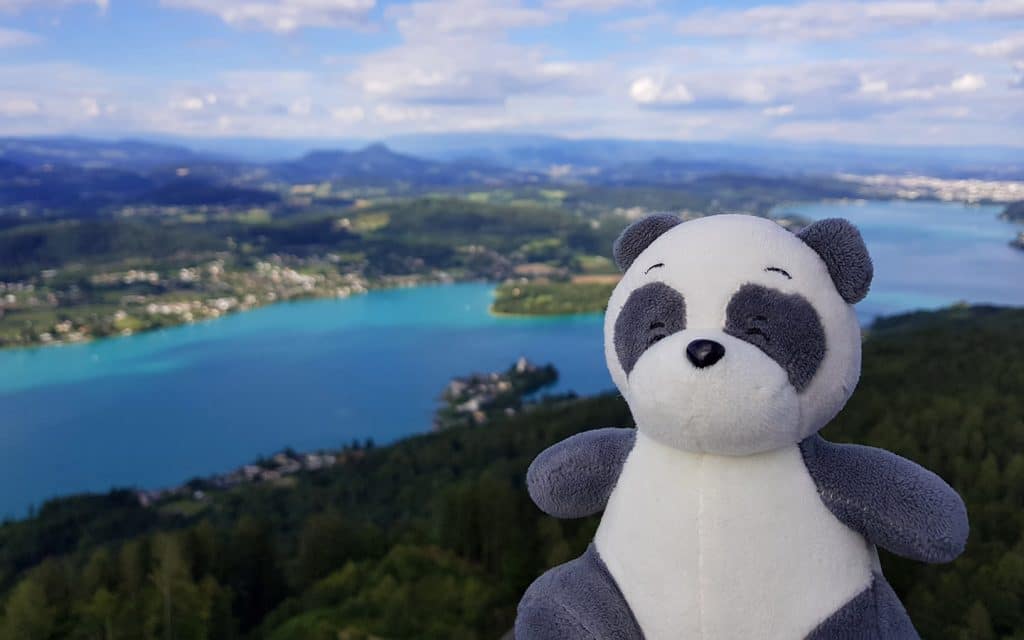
[778,199,1024,320]
[1,199,1022,517]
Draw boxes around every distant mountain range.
[273,142,540,185]
[146,132,1024,180]
[381,133,1024,180]
[1,134,1021,213]
[0,137,217,171]
[6,134,1023,178]
[0,138,553,212]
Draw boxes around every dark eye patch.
[724,283,825,391]
[614,282,686,375]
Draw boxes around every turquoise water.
[1,199,1021,517]
[776,200,1024,319]
[0,284,607,517]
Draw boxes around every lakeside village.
[134,357,561,508]
[0,256,467,349]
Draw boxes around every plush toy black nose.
[686,339,725,368]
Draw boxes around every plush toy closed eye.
[515,214,968,640]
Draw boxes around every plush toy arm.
[800,434,969,563]
[527,428,636,519]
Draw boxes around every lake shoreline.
[0,274,482,354]
[6,198,1020,352]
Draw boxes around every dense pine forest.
[0,305,1022,639]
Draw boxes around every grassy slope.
[491,280,616,316]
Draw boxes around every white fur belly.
[595,433,873,640]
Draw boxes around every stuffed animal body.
[515,214,969,640]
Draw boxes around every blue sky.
[0,0,1022,145]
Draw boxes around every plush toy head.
[604,214,872,456]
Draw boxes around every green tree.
[291,512,374,590]
[1,576,55,640]
[75,588,118,640]
[224,518,285,631]
[147,534,213,640]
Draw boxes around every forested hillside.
[0,305,1021,639]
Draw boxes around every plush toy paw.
[515,545,642,640]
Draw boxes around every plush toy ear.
[613,213,681,271]
[797,218,873,304]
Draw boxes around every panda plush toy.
[515,214,968,640]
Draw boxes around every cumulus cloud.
[630,76,695,106]
[628,63,859,110]
[950,73,986,92]
[850,68,993,102]
[678,0,1024,41]
[0,62,123,134]
[0,96,40,117]
[388,0,554,37]
[374,104,433,123]
[351,39,591,104]
[972,32,1024,58]
[763,104,795,116]
[159,0,375,33]
[0,27,39,47]
[330,105,365,123]
[858,76,889,95]
[177,96,206,111]
[136,70,374,137]
[79,96,101,117]
[349,0,599,105]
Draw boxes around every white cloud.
[678,1,1024,41]
[349,1,598,106]
[330,105,365,123]
[629,76,694,106]
[1014,61,1024,88]
[351,39,591,104]
[763,104,795,116]
[288,96,312,116]
[852,70,976,102]
[313,0,610,111]
[389,0,554,37]
[627,63,857,110]
[374,104,432,123]
[79,96,100,117]
[731,79,773,103]
[972,32,1024,58]
[0,62,128,134]
[950,73,986,92]
[858,76,889,95]
[0,27,40,47]
[160,0,375,33]
[177,96,206,111]
[0,96,40,117]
